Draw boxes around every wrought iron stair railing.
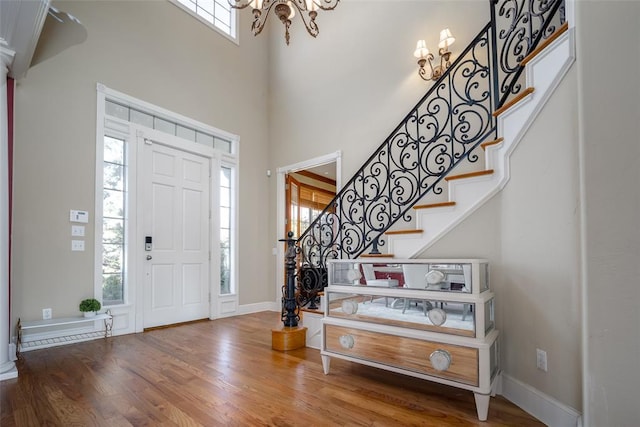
[291,0,566,311]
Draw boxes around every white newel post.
[0,41,17,381]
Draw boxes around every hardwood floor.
[1,311,543,426]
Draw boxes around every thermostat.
[70,210,89,223]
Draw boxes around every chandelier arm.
[249,0,283,36]
[289,3,320,37]
[251,9,267,36]
[311,0,340,11]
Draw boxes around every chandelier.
[228,0,340,45]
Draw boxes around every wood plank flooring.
[1,311,543,426]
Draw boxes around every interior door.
[142,139,211,328]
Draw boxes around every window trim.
[168,0,239,45]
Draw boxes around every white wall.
[268,0,488,178]
[577,2,640,425]
[420,67,581,411]
[499,67,580,409]
[11,0,271,324]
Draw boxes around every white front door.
[141,138,211,328]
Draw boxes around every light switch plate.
[71,225,85,237]
[71,240,85,251]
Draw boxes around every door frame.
[275,151,342,305]
[135,127,217,332]
[96,84,240,336]
[285,174,302,238]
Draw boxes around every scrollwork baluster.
[293,0,564,310]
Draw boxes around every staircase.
[294,0,575,307]
[387,22,575,258]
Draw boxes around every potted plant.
[79,298,101,317]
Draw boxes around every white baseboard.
[0,361,18,381]
[501,373,581,427]
[235,301,280,316]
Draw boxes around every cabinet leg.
[474,393,490,421]
[321,355,331,375]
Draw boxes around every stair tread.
[481,137,504,150]
[493,87,535,117]
[414,201,456,210]
[445,169,494,182]
[521,22,569,66]
[385,229,423,235]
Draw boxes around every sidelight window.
[101,136,127,305]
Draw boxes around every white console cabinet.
[321,259,499,421]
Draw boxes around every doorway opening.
[275,152,341,304]
[285,164,337,239]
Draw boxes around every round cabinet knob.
[425,269,445,285]
[429,349,452,372]
[339,334,355,349]
[345,269,362,282]
[341,299,358,315]
[427,308,447,326]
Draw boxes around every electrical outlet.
[42,308,52,320]
[536,348,548,372]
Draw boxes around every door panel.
[143,141,211,328]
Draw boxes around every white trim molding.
[0,45,17,380]
[0,0,49,78]
[237,301,279,315]
[501,373,582,427]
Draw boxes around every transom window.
[170,0,236,40]
[105,100,233,154]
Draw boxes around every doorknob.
[146,255,153,260]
